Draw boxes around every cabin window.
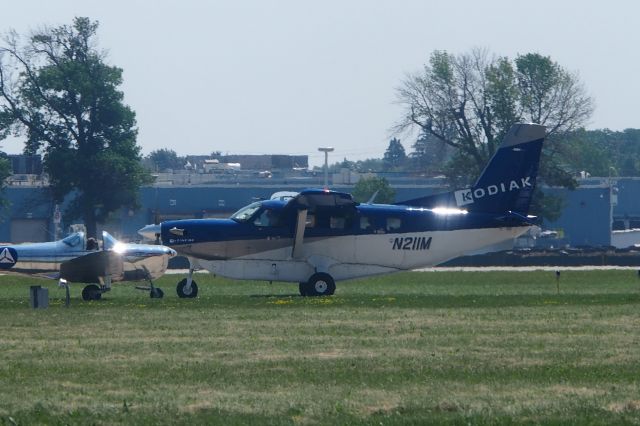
[253,208,281,227]
[386,217,402,232]
[305,214,315,228]
[62,233,82,247]
[330,216,346,229]
[360,216,373,231]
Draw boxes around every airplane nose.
[138,224,161,241]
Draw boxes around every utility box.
[30,286,49,309]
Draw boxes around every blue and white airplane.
[0,231,176,300]
[146,123,545,298]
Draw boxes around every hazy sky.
[1,0,638,166]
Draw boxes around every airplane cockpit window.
[386,217,402,232]
[62,232,83,247]
[86,237,99,250]
[230,202,262,222]
[253,208,282,227]
[102,232,117,250]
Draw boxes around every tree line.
[343,127,640,179]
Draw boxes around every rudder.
[399,123,546,215]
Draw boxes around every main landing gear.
[299,272,336,297]
[176,269,198,298]
[82,284,104,301]
[82,276,116,301]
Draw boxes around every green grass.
[0,270,639,425]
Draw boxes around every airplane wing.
[59,250,124,283]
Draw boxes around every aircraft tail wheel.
[305,273,336,297]
[177,278,198,298]
[150,287,164,299]
[82,284,102,301]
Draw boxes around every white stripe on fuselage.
[191,226,530,282]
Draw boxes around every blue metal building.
[0,177,635,248]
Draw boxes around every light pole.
[318,147,334,189]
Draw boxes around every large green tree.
[146,148,184,172]
[561,128,640,177]
[396,48,594,219]
[410,130,452,175]
[0,152,11,207]
[0,17,151,237]
[352,176,395,204]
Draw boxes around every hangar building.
[0,173,636,249]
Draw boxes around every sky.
[1,0,638,166]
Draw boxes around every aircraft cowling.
[59,251,124,283]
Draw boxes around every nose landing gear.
[177,269,198,298]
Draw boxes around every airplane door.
[249,207,291,257]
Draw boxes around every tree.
[352,176,395,204]
[382,137,407,171]
[354,158,384,173]
[395,48,594,218]
[410,130,453,175]
[0,17,151,237]
[147,148,184,171]
[0,152,11,208]
[560,128,640,178]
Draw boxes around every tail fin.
[399,123,545,214]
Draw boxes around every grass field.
[0,270,639,425]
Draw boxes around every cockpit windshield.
[230,201,262,222]
[62,232,84,247]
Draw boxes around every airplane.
[141,123,545,298]
[0,230,177,301]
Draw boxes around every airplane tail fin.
[399,123,546,215]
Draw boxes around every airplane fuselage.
[0,232,176,283]
[163,202,531,283]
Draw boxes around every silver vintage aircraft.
[141,123,546,298]
[0,231,176,300]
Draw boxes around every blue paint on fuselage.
[161,196,529,247]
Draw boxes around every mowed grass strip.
[0,270,639,425]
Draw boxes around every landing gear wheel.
[82,284,102,301]
[177,278,198,298]
[298,282,308,297]
[305,273,336,297]
[150,288,164,299]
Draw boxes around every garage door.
[10,219,48,243]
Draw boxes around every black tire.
[298,282,307,297]
[82,284,102,301]
[305,273,336,297]
[150,287,164,299]
[177,278,198,298]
